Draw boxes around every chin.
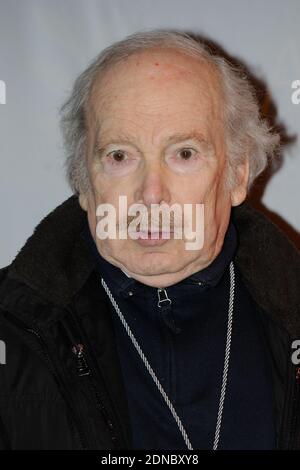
[125,252,176,276]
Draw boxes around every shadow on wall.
[182,29,299,251]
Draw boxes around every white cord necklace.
[100,261,235,450]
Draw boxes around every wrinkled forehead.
[85,49,224,139]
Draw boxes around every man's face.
[80,49,248,288]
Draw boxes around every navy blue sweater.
[81,218,276,450]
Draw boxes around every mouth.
[134,230,173,246]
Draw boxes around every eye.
[108,150,127,163]
[100,148,140,175]
[177,148,197,160]
[165,146,205,174]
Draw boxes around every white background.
[0,0,299,267]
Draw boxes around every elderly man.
[0,30,300,451]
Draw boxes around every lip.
[134,231,173,247]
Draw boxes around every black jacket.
[0,195,300,450]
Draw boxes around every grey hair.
[59,29,280,195]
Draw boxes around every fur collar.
[5,195,300,337]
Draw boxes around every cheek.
[84,186,112,237]
[86,164,117,210]
[200,158,228,202]
[182,165,221,204]
[89,160,135,202]
[189,165,230,234]
[88,165,109,197]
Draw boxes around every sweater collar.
[80,216,238,295]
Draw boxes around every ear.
[79,192,88,211]
[230,158,249,207]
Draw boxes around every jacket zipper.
[0,309,89,449]
[157,288,172,309]
[3,306,123,449]
[66,309,121,449]
[26,327,88,450]
[29,321,120,449]
[157,288,181,334]
[71,342,118,449]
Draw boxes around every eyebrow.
[94,130,210,154]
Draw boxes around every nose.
[134,162,171,207]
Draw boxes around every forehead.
[87,49,223,140]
